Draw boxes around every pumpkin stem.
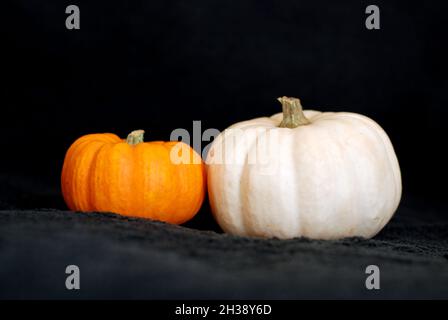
[126,130,145,145]
[278,97,310,128]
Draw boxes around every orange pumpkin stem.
[126,130,145,145]
[278,97,310,128]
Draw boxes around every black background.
[5,0,448,213]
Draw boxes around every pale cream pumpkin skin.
[206,97,401,240]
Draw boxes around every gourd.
[206,97,401,239]
[61,130,206,224]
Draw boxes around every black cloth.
[1,175,447,299]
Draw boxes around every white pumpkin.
[206,97,401,239]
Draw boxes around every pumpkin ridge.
[132,143,158,219]
[183,149,206,223]
[75,140,111,211]
[169,145,195,223]
[61,139,90,210]
[317,119,359,238]
[334,113,402,233]
[83,141,109,212]
[239,127,268,236]
[63,138,105,211]
[107,142,135,215]
[90,143,115,212]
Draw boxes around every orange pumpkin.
[61,130,206,224]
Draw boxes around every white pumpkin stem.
[278,97,310,128]
[126,130,145,145]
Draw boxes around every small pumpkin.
[206,97,401,239]
[61,130,206,224]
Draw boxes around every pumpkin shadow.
[182,194,223,233]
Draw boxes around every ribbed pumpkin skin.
[61,133,206,224]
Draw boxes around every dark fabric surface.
[1,176,448,299]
